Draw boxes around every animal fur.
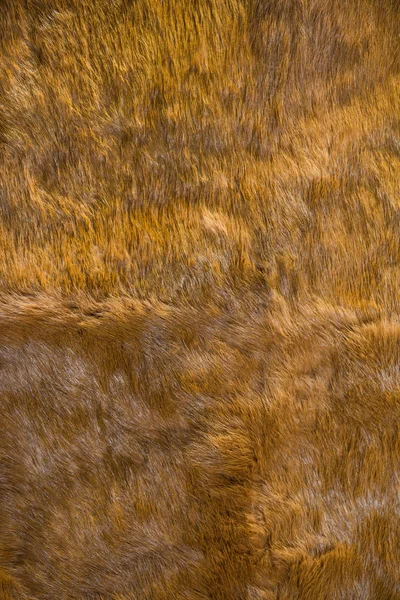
[0,0,399,598]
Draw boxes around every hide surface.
[0,1,399,598]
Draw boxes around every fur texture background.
[0,0,399,598]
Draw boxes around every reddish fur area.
[0,1,399,598]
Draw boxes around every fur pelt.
[0,1,399,598]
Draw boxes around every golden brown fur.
[0,0,399,598]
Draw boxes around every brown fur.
[0,0,399,598]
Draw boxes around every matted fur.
[0,1,399,598]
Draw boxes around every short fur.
[0,1,399,598]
